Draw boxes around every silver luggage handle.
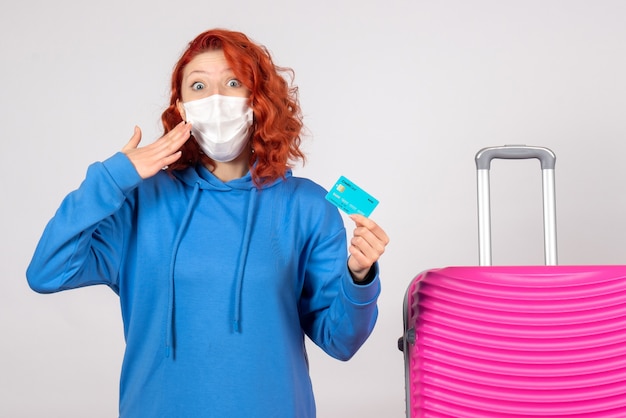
[475,145,558,266]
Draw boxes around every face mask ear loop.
[176,99,187,123]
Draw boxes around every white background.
[2,1,626,416]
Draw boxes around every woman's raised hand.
[347,214,389,282]
[122,121,191,179]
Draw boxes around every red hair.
[162,29,305,185]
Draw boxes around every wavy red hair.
[162,29,305,185]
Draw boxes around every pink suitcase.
[398,146,626,417]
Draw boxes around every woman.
[27,28,389,417]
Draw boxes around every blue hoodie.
[26,152,380,417]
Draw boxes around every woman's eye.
[227,79,242,88]
[191,82,205,91]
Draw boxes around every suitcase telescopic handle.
[475,145,558,266]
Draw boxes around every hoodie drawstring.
[232,188,257,333]
[166,182,201,358]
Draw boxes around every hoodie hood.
[173,163,291,191]
[164,164,291,357]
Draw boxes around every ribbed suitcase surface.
[405,265,626,417]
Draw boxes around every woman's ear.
[176,100,186,121]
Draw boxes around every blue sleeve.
[26,152,142,294]
[299,214,381,361]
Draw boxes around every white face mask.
[182,95,253,162]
